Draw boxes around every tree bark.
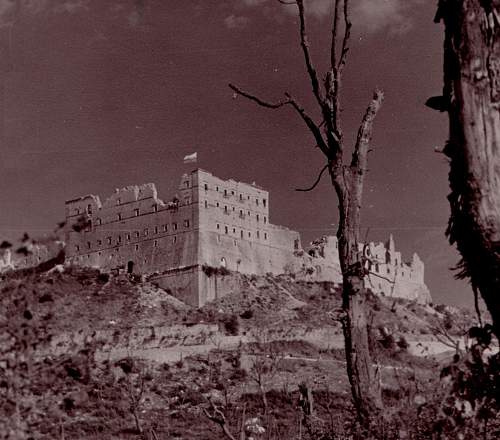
[437,0,500,340]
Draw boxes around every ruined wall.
[65,175,199,275]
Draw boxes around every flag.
[183,152,197,164]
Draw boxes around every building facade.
[64,169,431,306]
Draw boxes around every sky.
[0,0,477,308]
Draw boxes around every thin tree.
[432,0,500,341]
[229,0,384,432]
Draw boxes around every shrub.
[240,309,253,319]
[221,314,239,335]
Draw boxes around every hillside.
[1,265,494,439]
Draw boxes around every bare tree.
[230,0,383,431]
[431,1,500,341]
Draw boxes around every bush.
[240,309,253,319]
[221,314,239,335]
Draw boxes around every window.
[173,236,177,243]
[233,228,236,233]
[98,252,102,256]
[184,197,190,205]
[257,231,260,239]
[239,194,243,201]
[154,226,158,234]
[163,225,168,232]
[74,208,80,215]
[239,210,243,218]
[256,198,259,206]
[107,237,112,245]
[240,230,243,238]
[135,231,140,238]
[118,235,122,243]
[154,240,158,247]
[134,208,139,216]
[184,219,190,228]
[126,233,131,240]
[256,214,260,222]
[144,228,149,236]
[264,232,267,240]
[216,202,220,207]
[185,181,189,188]
[375,264,379,272]
[224,206,228,214]
[248,232,251,238]
[117,213,121,221]
[231,190,234,195]
[117,198,121,205]
[204,200,208,208]
[75,245,80,252]
[387,267,390,274]
[173,223,177,231]
[247,210,250,216]
[263,199,266,207]
[204,183,208,191]
[87,241,91,249]
[87,204,92,214]
[224,189,227,197]
[135,244,139,251]
[217,223,220,230]
[224,226,228,234]
[97,240,102,246]
[232,206,235,211]
[216,186,219,192]
[264,217,267,224]
[154,204,158,212]
[97,218,102,225]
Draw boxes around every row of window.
[215,223,268,240]
[74,234,182,253]
[73,196,193,219]
[74,220,190,251]
[204,200,267,223]
[203,183,267,207]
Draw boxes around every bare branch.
[296,0,325,107]
[285,93,331,158]
[295,163,329,191]
[203,399,237,440]
[338,0,352,76]
[331,0,342,71]
[229,83,290,109]
[350,89,384,170]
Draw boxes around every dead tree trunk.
[433,0,500,340]
[230,0,383,432]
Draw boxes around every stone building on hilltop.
[64,169,431,306]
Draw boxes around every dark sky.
[0,0,476,307]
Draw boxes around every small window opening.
[204,200,208,208]
[173,223,177,230]
[184,219,190,228]
[224,226,228,234]
[134,208,139,216]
